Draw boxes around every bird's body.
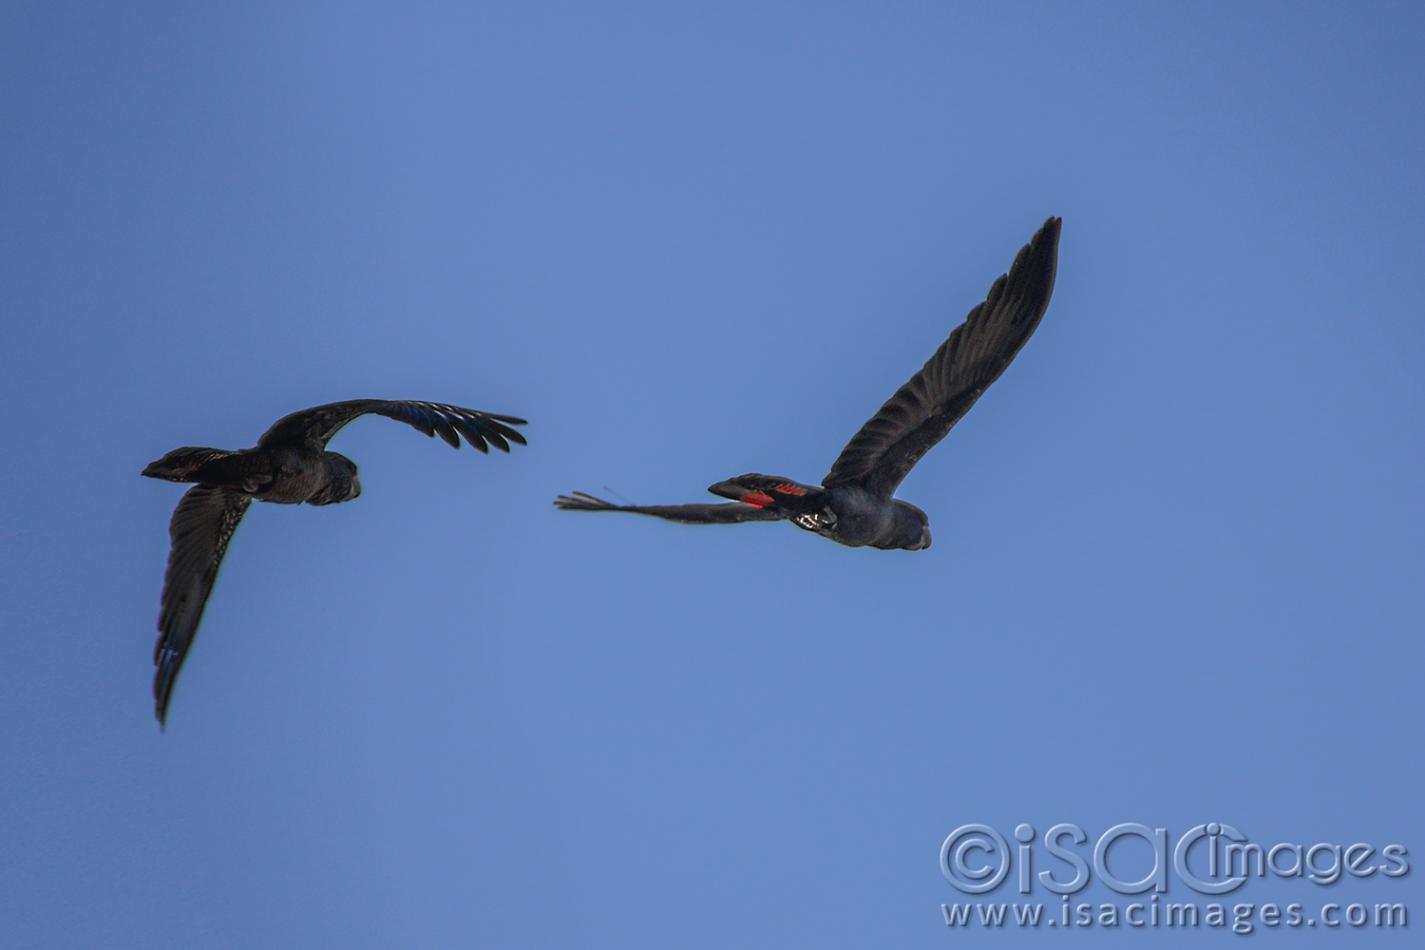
[556,216,1062,550]
[144,445,360,505]
[564,476,929,549]
[142,399,527,725]
[712,475,930,550]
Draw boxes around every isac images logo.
[938,822,1409,935]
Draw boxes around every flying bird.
[142,399,527,725]
[555,216,1061,551]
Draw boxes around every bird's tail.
[141,447,239,483]
[706,474,827,512]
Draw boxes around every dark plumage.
[143,399,527,725]
[555,216,1061,551]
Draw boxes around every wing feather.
[153,486,252,725]
[257,399,527,453]
[553,492,783,524]
[822,217,1061,498]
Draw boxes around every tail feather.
[706,474,826,512]
[142,447,238,483]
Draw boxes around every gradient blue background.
[2,2,1421,947]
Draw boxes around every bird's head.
[892,500,932,551]
[308,452,362,505]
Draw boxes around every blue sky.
[2,2,1422,947]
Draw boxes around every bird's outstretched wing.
[154,486,252,725]
[822,217,1061,499]
[257,400,528,453]
[554,492,784,524]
